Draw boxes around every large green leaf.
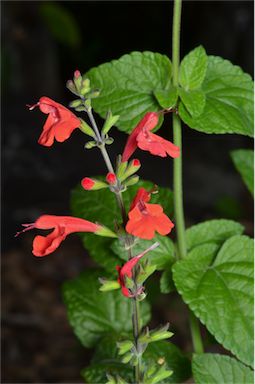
[71,179,173,271]
[86,51,171,133]
[82,336,191,384]
[192,353,253,384]
[231,149,254,196]
[111,234,175,270]
[172,236,254,366]
[185,219,244,251]
[179,46,208,90]
[62,269,151,348]
[179,55,254,137]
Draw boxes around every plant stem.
[86,108,142,382]
[172,0,204,354]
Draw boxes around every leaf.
[173,236,254,366]
[62,269,151,348]
[39,3,81,47]
[179,46,208,90]
[178,88,206,117]
[185,219,244,251]
[160,268,176,294]
[71,179,173,271]
[179,55,254,137]
[86,51,172,133]
[82,336,191,384]
[192,353,254,384]
[231,149,254,196]
[154,87,178,109]
[111,234,175,270]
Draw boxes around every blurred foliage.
[39,2,81,48]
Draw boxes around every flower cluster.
[18,71,179,299]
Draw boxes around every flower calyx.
[139,323,173,344]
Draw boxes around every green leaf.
[154,87,178,109]
[71,179,173,271]
[179,46,208,90]
[179,55,254,137]
[62,269,151,348]
[178,88,206,117]
[39,3,81,48]
[111,234,175,270]
[192,353,254,384]
[173,236,254,366]
[82,336,191,384]
[160,268,175,294]
[86,51,172,133]
[186,219,244,251]
[231,149,254,196]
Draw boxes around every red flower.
[16,215,116,257]
[28,97,81,146]
[122,112,180,162]
[116,243,159,297]
[126,188,174,240]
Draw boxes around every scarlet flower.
[16,215,116,257]
[116,243,159,297]
[126,188,174,240]
[122,112,180,162]
[28,97,81,146]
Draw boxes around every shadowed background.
[2,1,253,383]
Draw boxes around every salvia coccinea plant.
[17,0,254,383]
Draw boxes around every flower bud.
[81,78,91,96]
[74,69,81,78]
[124,175,139,187]
[106,172,117,185]
[119,159,141,181]
[121,352,133,364]
[81,177,108,190]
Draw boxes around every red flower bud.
[74,70,81,78]
[106,172,117,185]
[82,177,95,190]
[132,159,140,167]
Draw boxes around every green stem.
[172,0,204,354]
[86,108,142,382]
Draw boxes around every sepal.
[139,323,173,344]
[79,119,95,137]
[102,110,120,135]
[98,278,120,292]
[124,175,140,187]
[117,340,134,355]
[95,225,118,238]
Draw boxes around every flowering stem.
[86,108,142,383]
[172,0,204,354]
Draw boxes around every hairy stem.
[86,108,142,382]
[172,0,204,354]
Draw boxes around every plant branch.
[172,0,204,354]
[86,108,142,383]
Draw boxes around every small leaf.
[160,268,176,294]
[179,46,208,90]
[154,87,178,109]
[178,88,206,117]
[230,149,254,196]
[62,269,151,348]
[192,353,253,384]
[185,219,244,251]
[179,55,254,137]
[173,236,254,366]
[86,51,172,133]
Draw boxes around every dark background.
[2,1,254,383]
